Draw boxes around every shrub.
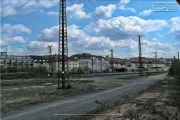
[77,67,83,74]
[169,60,180,84]
[7,67,18,73]
[28,65,48,78]
[0,65,6,73]
[146,72,152,76]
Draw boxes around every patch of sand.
[141,114,162,120]
[137,92,160,100]
[2,97,34,105]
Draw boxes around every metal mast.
[138,35,143,75]
[111,49,114,73]
[58,0,69,89]
[155,52,157,68]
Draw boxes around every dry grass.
[1,73,164,114]
[91,79,180,120]
[1,77,123,113]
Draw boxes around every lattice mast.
[138,35,143,75]
[58,0,69,89]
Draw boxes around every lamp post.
[153,52,157,68]
[91,57,95,73]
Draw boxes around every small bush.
[169,60,180,84]
[7,67,18,73]
[146,72,152,76]
[28,65,48,78]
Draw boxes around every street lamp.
[153,52,157,69]
[91,57,95,73]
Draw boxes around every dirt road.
[1,74,166,120]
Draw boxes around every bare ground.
[1,73,166,116]
[1,74,146,113]
[90,78,180,120]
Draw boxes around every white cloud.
[85,16,167,40]
[120,0,130,5]
[127,7,136,13]
[140,39,178,58]
[118,0,136,13]
[139,10,152,16]
[0,40,8,46]
[119,6,136,13]
[155,33,164,38]
[67,24,118,50]
[10,36,26,43]
[47,11,59,15]
[19,15,171,57]
[37,26,58,42]
[1,24,30,46]
[38,0,59,8]
[2,23,31,36]
[119,5,126,10]
[27,40,59,55]
[89,4,116,19]
[10,21,179,58]
[169,17,180,40]
[67,3,87,19]
[1,0,59,17]
[67,24,82,38]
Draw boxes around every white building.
[70,53,110,73]
[0,52,34,72]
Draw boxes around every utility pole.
[47,45,52,74]
[111,49,114,73]
[138,35,145,75]
[6,47,8,53]
[58,0,69,89]
[5,47,8,74]
[155,52,157,68]
[91,58,94,73]
[178,52,179,60]
[101,58,103,72]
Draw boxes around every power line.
[0,0,29,13]
[94,0,139,36]
[8,17,43,26]
[1,0,31,21]
[77,0,133,40]
[87,0,132,38]
[91,0,137,37]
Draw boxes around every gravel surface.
[1,73,166,120]
[91,76,180,120]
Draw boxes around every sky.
[0,0,180,59]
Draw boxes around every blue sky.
[1,0,180,59]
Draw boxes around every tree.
[7,67,18,73]
[70,67,77,75]
[77,67,83,74]
[0,65,6,73]
[83,66,90,74]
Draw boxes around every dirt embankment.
[91,78,180,120]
